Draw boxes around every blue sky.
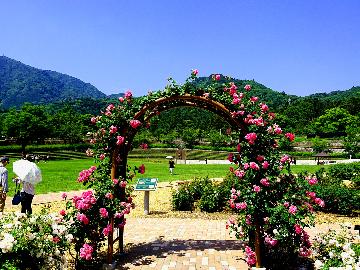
[1,0,359,97]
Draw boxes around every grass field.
[6,158,325,195]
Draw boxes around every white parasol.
[165,156,174,159]
[13,159,42,185]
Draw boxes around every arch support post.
[254,219,262,268]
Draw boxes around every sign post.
[134,178,158,215]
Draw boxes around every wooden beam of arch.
[133,94,245,130]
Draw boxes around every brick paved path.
[114,218,248,270]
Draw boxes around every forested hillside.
[0,56,106,109]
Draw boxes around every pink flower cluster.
[125,90,132,100]
[80,243,93,260]
[285,132,295,142]
[116,136,125,145]
[288,205,297,215]
[265,234,278,246]
[99,208,109,218]
[235,169,245,178]
[102,224,113,236]
[307,177,318,185]
[299,231,312,257]
[77,166,96,183]
[73,190,97,211]
[225,216,236,229]
[260,178,270,186]
[245,246,256,266]
[109,125,118,134]
[236,202,247,210]
[245,132,257,145]
[140,143,148,150]
[130,119,141,129]
[76,213,89,225]
[138,164,145,174]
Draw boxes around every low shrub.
[172,183,194,211]
[171,176,235,212]
[312,183,360,215]
[327,162,360,180]
[198,183,221,212]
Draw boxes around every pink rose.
[253,185,261,193]
[314,198,325,207]
[130,119,142,129]
[125,90,132,99]
[262,161,269,169]
[260,103,269,112]
[288,205,297,215]
[109,125,118,134]
[116,136,125,145]
[215,74,221,81]
[294,224,302,234]
[260,178,270,186]
[245,132,257,144]
[308,177,318,185]
[100,208,109,218]
[120,181,127,188]
[235,170,245,178]
[283,201,290,207]
[102,224,113,236]
[80,243,93,260]
[90,117,97,124]
[99,154,105,160]
[250,162,260,170]
[105,193,114,199]
[244,84,251,91]
[113,178,119,185]
[192,69,198,75]
[138,164,145,174]
[118,97,124,102]
[250,96,259,102]
[285,132,295,142]
[76,213,89,225]
[59,209,66,216]
[106,104,115,111]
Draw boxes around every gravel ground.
[7,181,359,226]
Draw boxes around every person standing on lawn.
[0,156,10,213]
[169,159,175,175]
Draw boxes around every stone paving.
[114,218,248,270]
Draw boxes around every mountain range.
[0,56,359,110]
[0,56,106,109]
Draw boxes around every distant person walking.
[169,159,175,175]
[0,156,10,213]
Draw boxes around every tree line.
[0,86,359,155]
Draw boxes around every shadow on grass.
[114,238,246,269]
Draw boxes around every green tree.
[181,127,200,148]
[3,104,51,153]
[344,121,360,157]
[49,106,90,143]
[311,107,356,137]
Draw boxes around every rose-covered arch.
[63,71,323,269]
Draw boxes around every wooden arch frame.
[107,95,247,263]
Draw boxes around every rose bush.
[0,208,72,270]
[218,79,324,268]
[312,224,360,269]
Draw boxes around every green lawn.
[6,158,326,195]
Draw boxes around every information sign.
[135,178,158,191]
